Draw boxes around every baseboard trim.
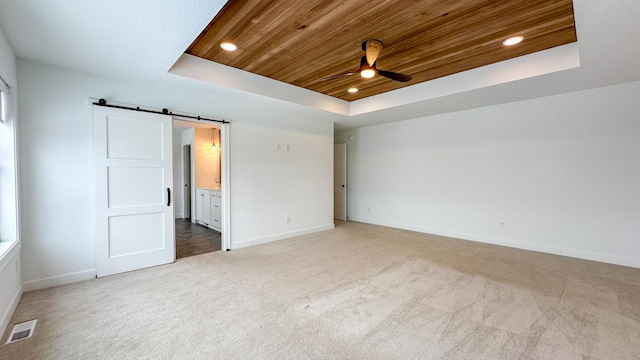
[1,284,22,340]
[231,224,335,250]
[23,269,97,292]
[348,217,640,269]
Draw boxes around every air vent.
[6,319,37,344]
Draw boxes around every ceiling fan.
[320,39,412,82]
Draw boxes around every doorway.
[173,120,227,259]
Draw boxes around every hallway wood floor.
[175,218,221,259]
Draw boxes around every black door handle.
[167,188,171,206]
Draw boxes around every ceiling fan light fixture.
[361,68,376,79]
[220,42,238,51]
[319,40,411,84]
[348,87,358,93]
[503,36,524,46]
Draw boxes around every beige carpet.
[2,221,640,359]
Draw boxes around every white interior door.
[334,143,347,221]
[94,106,175,277]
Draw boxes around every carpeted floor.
[2,221,640,359]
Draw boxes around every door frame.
[173,120,231,251]
[220,123,230,251]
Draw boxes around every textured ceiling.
[187,0,576,101]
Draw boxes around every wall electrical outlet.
[286,216,291,224]
[286,144,291,151]
[368,207,372,213]
[276,143,282,151]
[499,222,506,230]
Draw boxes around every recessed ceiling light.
[360,68,376,79]
[503,36,524,46]
[348,88,358,93]
[220,42,238,51]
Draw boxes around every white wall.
[0,27,21,336]
[194,127,220,190]
[18,59,334,290]
[174,119,335,249]
[337,81,640,268]
[230,119,334,248]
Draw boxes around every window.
[0,78,9,123]
[0,75,16,260]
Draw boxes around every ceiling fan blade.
[364,39,383,66]
[378,69,412,82]
[318,71,356,81]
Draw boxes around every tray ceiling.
[186,0,577,102]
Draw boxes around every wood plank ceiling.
[186,0,577,102]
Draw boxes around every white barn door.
[94,106,175,277]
